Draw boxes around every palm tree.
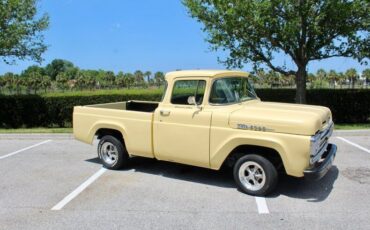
[337,72,346,89]
[255,70,268,87]
[144,71,151,85]
[154,72,165,88]
[0,76,5,94]
[116,71,125,88]
[56,73,69,92]
[40,75,52,93]
[345,68,358,89]
[12,74,23,94]
[103,71,115,89]
[307,73,316,89]
[134,70,144,87]
[3,72,15,94]
[124,73,135,89]
[327,70,339,89]
[28,72,42,94]
[316,69,326,88]
[362,69,370,88]
[266,70,280,88]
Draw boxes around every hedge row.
[0,89,369,128]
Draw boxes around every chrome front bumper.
[309,122,334,165]
[304,143,337,180]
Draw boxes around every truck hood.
[229,101,332,136]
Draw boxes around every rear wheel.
[233,154,278,196]
[97,135,128,169]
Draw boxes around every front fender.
[210,131,311,177]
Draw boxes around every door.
[153,79,211,168]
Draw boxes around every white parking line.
[255,197,269,214]
[0,140,52,160]
[51,167,107,210]
[337,137,370,153]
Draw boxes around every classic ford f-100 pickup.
[73,70,336,195]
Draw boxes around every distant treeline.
[252,68,370,89]
[0,59,369,94]
[0,59,166,94]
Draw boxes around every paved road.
[0,131,369,229]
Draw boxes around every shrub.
[0,89,369,128]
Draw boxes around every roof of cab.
[165,70,249,81]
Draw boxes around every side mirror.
[187,96,197,105]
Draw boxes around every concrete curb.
[332,129,370,137]
[0,133,75,140]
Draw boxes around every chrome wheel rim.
[238,161,266,191]
[100,142,118,165]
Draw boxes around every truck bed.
[73,101,158,158]
[86,101,159,112]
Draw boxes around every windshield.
[209,77,257,104]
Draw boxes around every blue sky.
[0,0,368,75]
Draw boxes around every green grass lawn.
[334,123,370,130]
[0,123,369,133]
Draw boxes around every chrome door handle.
[160,110,170,116]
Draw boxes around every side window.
[171,80,206,105]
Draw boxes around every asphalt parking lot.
[0,131,370,230]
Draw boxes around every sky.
[0,0,368,75]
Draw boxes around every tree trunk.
[295,66,307,104]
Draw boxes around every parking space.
[0,132,370,229]
[0,140,51,158]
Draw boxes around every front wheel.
[233,154,278,196]
[97,135,129,170]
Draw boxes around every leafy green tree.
[154,71,165,88]
[184,0,370,103]
[56,73,69,92]
[0,0,49,64]
[22,65,45,77]
[345,68,358,89]
[21,65,45,93]
[45,59,76,80]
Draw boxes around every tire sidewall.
[98,135,128,169]
[233,154,278,196]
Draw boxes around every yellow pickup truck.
[73,70,336,195]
